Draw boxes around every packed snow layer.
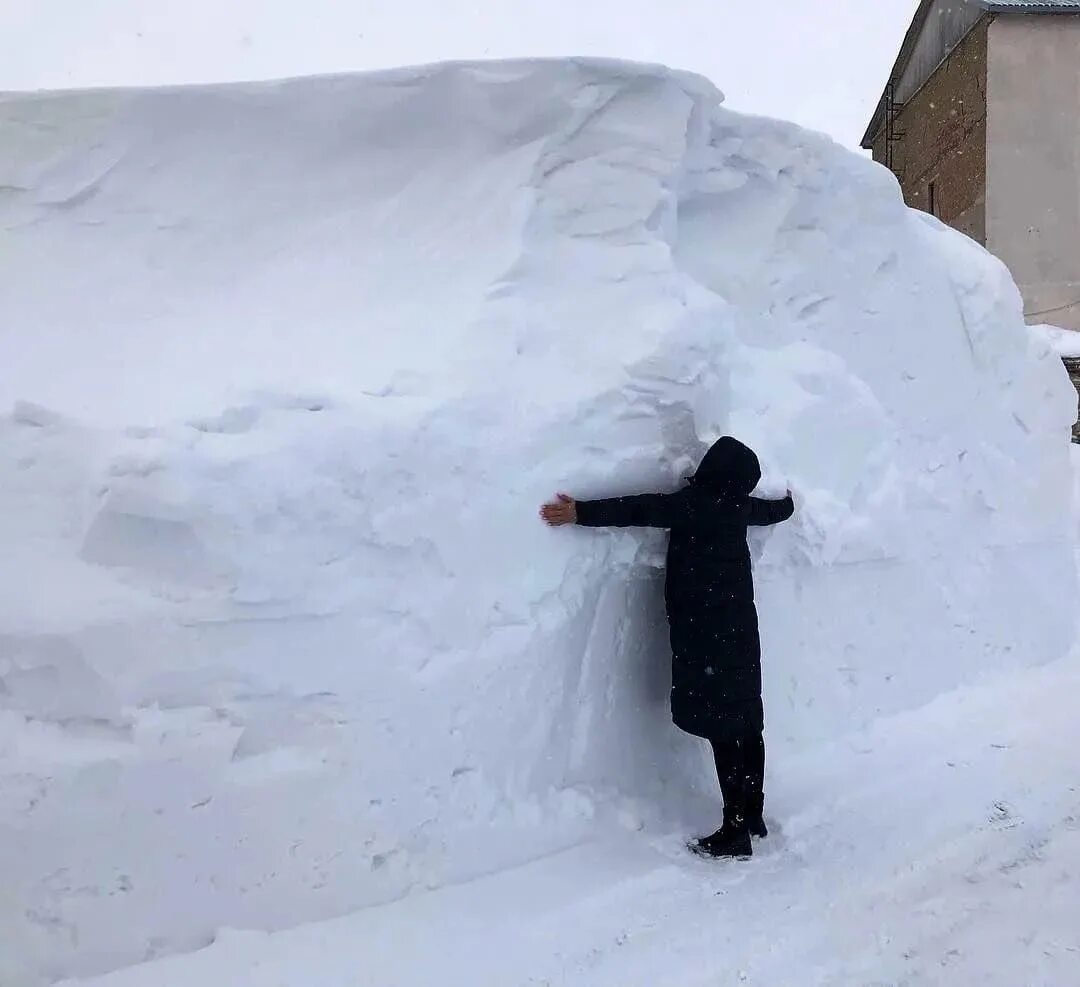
[0,59,1076,983]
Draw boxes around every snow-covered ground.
[1,59,1077,986]
[60,644,1080,987]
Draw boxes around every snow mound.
[0,59,1076,984]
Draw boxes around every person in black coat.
[540,437,794,859]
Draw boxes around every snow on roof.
[1030,324,1080,358]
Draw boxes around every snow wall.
[1,59,1076,984]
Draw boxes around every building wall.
[895,0,985,104]
[871,18,988,245]
[987,16,1080,330]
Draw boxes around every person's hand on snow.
[540,493,577,526]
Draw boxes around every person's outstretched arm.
[540,491,685,529]
[748,492,795,526]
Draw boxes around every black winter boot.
[689,807,753,859]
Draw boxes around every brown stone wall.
[870,130,887,167]
[870,18,989,245]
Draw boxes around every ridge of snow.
[0,58,1076,984]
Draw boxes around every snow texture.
[0,59,1076,984]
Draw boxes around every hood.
[690,437,761,496]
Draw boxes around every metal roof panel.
[980,0,1080,9]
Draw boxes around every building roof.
[861,0,1080,149]
[982,1,1080,8]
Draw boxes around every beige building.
[862,0,1080,332]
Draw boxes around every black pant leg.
[708,737,733,806]
[709,736,748,821]
[744,730,765,817]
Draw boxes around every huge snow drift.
[0,59,1076,984]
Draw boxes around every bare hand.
[540,493,577,526]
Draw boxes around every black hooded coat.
[575,438,794,740]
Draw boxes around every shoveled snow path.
[64,651,1080,987]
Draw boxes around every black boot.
[689,807,752,859]
[698,736,754,858]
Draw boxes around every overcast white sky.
[0,0,918,147]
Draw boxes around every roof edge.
[861,0,940,149]
[861,0,1079,149]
